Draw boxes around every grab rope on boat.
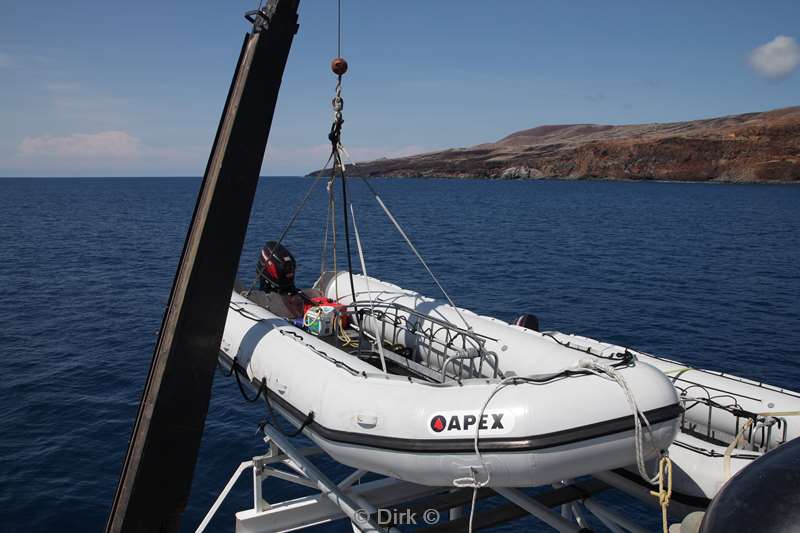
[452,374,523,533]
[540,331,636,364]
[258,394,315,439]
[580,358,674,533]
[235,369,267,403]
[222,356,316,438]
[573,358,660,483]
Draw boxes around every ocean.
[1,176,798,532]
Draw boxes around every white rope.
[249,150,333,298]
[454,361,659,489]
[452,375,529,533]
[349,203,388,373]
[320,185,331,278]
[327,177,339,299]
[721,410,800,481]
[453,377,519,489]
[723,418,753,481]
[336,144,473,331]
[451,358,660,532]
[274,162,328,246]
[571,358,659,484]
[468,482,479,533]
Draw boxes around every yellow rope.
[722,410,800,481]
[723,418,753,481]
[663,366,692,375]
[649,453,672,533]
[755,410,800,417]
[336,312,357,347]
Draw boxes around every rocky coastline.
[310,107,800,183]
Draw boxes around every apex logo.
[430,415,447,432]
[427,410,514,436]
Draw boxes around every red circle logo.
[430,415,446,433]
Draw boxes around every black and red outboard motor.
[257,241,297,294]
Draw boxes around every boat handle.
[356,414,378,429]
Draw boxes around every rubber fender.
[699,437,800,532]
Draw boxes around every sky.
[1,0,799,177]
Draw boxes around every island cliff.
[310,107,800,182]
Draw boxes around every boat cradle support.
[199,358,695,532]
[193,421,629,533]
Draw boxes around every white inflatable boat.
[221,272,683,488]
[222,270,800,506]
[542,331,800,507]
[320,273,800,507]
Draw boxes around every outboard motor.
[514,313,540,332]
[257,241,297,294]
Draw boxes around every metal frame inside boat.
[340,299,502,382]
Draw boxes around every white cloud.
[17,131,140,159]
[10,132,431,177]
[8,131,206,176]
[748,35,800,79]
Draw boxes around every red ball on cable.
[331,57,348,76]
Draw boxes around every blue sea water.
[0,176,798,532]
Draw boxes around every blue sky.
[1,0,798,177]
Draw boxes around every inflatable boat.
[221,271,683,488]
[319,273,800,504]
[214,162,800,520]
[540,335,800,508]
[222,268,800,502]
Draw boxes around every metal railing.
[678,385,789,450]
[339,300,501,383]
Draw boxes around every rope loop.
[723,417,754,480]
[649,452,673,533]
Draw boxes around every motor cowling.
[514,313,540,332]
[258,241,296,293]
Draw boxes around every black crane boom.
[105,2,300,531]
